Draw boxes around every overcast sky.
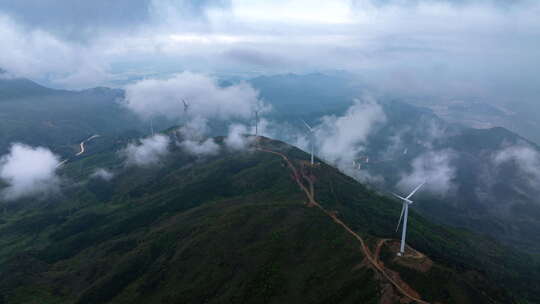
[0,0,538,103]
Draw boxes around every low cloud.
[0,15,111,88]
[0,143,61,201]
[177,116,211,140]
[224,124,254,151]
[493,144,540,184]
[123,134,170,167]
[175,116,220,156]
[91,168,114,181]
[124,72,263,122]
[315,97,386,164]
[180,138,220,156]
[285,96,386,184]
[397,149,456,196]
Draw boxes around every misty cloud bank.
[224,124,253,151]
[176,117,220,157]
[176,118,255,157]
[493,144,540,185]
[122,72,265,157]
[123,134,171,167]
[315,98,386,163]
[0,0,536,107]
[398,150,456,196]
[0,143,61,201]
[124,72,262,121]
[292,97,386,183]
[180,138,220,157]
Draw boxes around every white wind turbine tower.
[254,110,260,137]
[302,120,315,165]
[393,181,426,256]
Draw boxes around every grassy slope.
[0,137,537,303]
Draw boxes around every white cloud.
[0,0,535,111]
[176,116,221,156]
[315,96,386,164]
[180,138,220,156]
[0,143,61,201]
[177,116,212,140]
[91,168,114,181]
[124,72,262,121]
[0,15,111,88]
[398,149,456,196]
[493,144,540,183]
[123,134,170,167]
[0,0,537,115]
[224,124,253,151]
[282,96,386,184]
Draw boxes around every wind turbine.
[254,110,259,137]
[393,181,426,256]
[182,99,190,115]
[302,119,315,165]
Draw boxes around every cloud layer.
[398,150,456,196]
[224,124,253,151]
[0,0,537,104]
[176,116,221,157]
[315,97,386,164]
[123,134,171,167]
[0,143,61,201]
[124,72,261,121]
[493,144,540,185]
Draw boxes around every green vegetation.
[0,136,537,303]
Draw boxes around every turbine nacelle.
[392,193,413,204]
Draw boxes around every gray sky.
[0,0,538,105]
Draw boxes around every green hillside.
[360,101,540,254]
[0,134,537,303]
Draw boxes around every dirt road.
[76,134,100,156]
[258,147,430,304]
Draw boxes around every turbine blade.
[406,181,426,199]
[302,119,314,132]
[396,203,405,232]
[392,192,407,201]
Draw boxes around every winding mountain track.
[55,135,101,169]
[258,147,430,304]
[76,134,100,156]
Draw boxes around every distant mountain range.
[0,77,146,157]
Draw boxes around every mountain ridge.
[0,134,535,303]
